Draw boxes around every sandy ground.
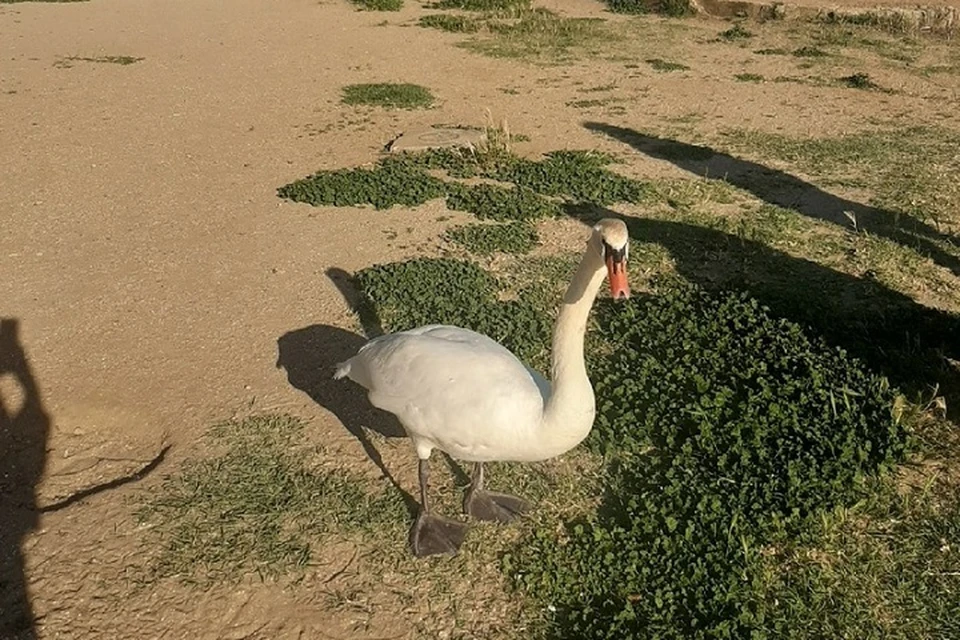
[1,0,959,637]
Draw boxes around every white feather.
[337,325,548,462]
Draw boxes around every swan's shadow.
[276,322,421,516]
[276,269,472,517]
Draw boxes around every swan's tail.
[333,360,351,380]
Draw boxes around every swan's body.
[335,324,571,463]
[335,218,630,556]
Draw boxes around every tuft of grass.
[735,72,764,82]
[755,47,788,55]
[446,221,539,255]
[646,58,689,72]
[136,414,406,585]
[349,0,403,10]
[604,0,693,17]
[470,8,609,60]
[719,23,754,40]
[839,72,881,90]
[793,45,829,57]
[419,13,482,32]
[341,83,435,109]
[418,1,611,61]
[567,98,613,108]
[427,0,528,9]
[53,55,143,68]
[808,23,924,63]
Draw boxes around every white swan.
[335,218,630,556]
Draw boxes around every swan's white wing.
[336,325,548,461]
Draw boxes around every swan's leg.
[463,462,529,523]
[409,458,468,558]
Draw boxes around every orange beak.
[606,253,630,300]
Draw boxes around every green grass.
[278,147,651,214]
[417,0,611,61]
[719,23,753,40]
[446,184,561,221]
[603,0,694,17]
[427,0,529,9]
[753,480,960,639]
[356,257,553,366]
[277,160,448,209]
[446,221,539,255]
[839,72,882,90]
[717,126,960,231]
[349,0,403,10]
[54,55,143,68]
[341,83,435,109]
[468,9,609,60]
[806,23,926,63]
[646,58,689,72]
[793,45,829,57]
[735,72,764,82]
[419,13,482,32]
[352,255,939,638]
[135,414,406,585]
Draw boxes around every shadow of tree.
[584,122,960,277]
[565,202,960,419]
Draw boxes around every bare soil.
[1,0,958,638]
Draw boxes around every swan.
[334,218,630,557]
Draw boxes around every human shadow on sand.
[276,269,424,517]
[1,318,170,639]
[584,122,960,278]
[1,318,49,640]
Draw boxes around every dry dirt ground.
[1,0,959,638]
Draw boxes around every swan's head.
[592,218,630,300]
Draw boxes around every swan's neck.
[535,245,607,458]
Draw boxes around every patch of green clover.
[277,162,448,210]
[445,184,561,221]
[446,221,540,255]
[482,150,653,205]
[355,257,552,367]
[355,257,933,638]
[278,148,651,243]
[503,278,910,639]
